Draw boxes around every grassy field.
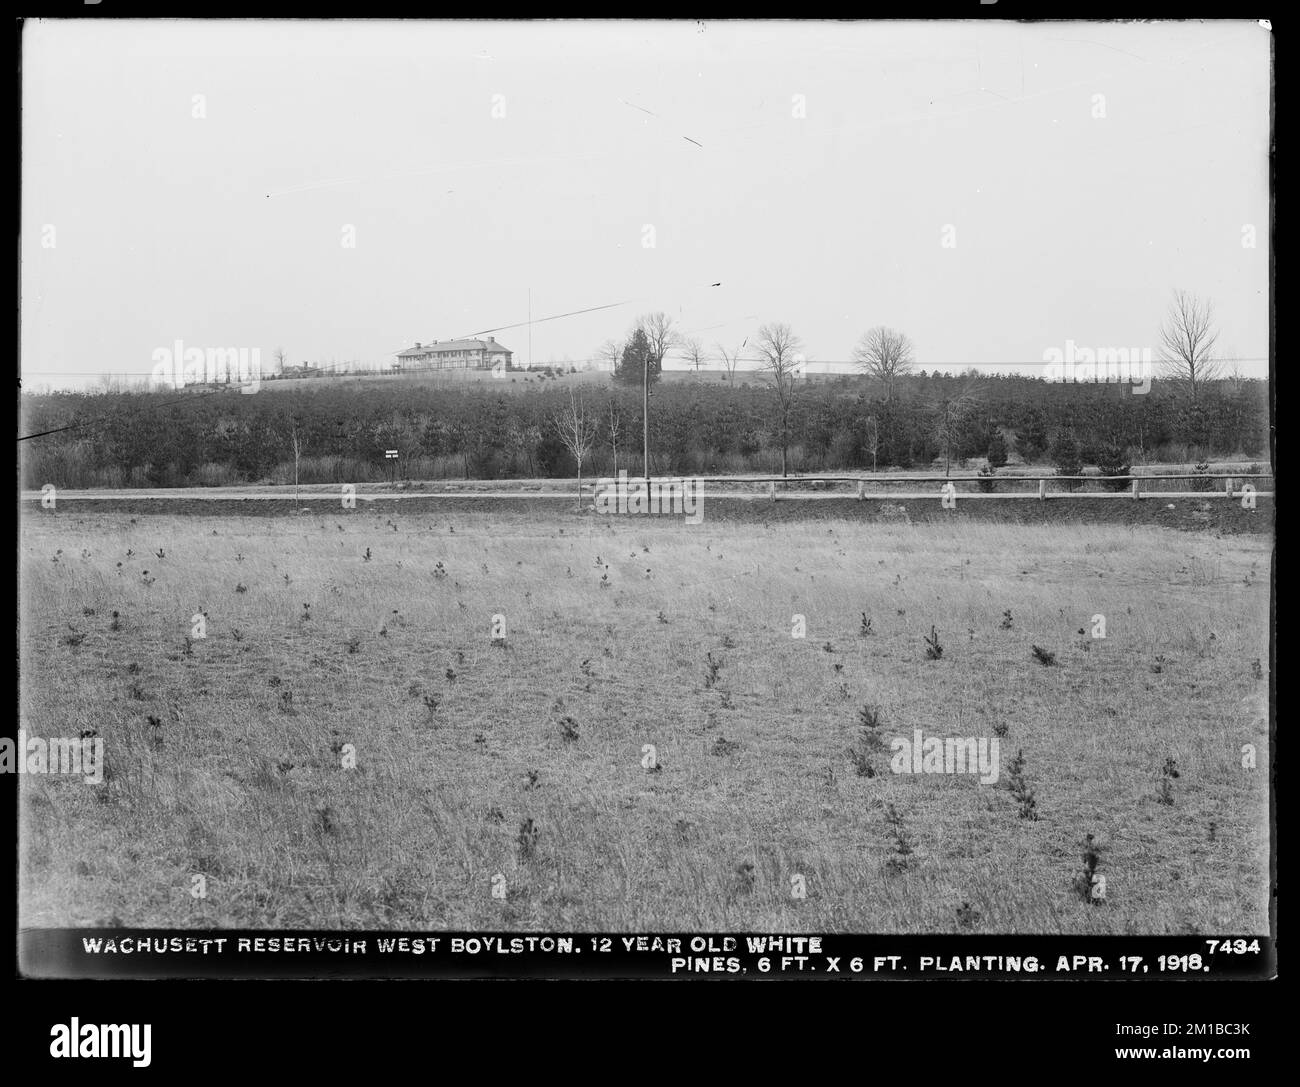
[19,506,1271,933]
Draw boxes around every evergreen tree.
[1050,430,1084,491]
[614,328,656,387]
[986,429,1009,468]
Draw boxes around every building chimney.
[415,342,422,349]
[487,336,495,344]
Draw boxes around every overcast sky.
[22,19,1271,388]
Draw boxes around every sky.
[21,19,1272,389]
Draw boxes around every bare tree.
[638,312,680,376]
[274,347,288,376]
[597,339,622,374]
[1224,349,1247,397]
[715,340,743,385]
[607,397,622,475]
[853,326,915,401]
[929,385,983,477]
[289,416,305,505]
[1158,289,1221,400]
[551,388,600,509]
[633,312,680,480]
[754,322,804,478]
[683,337,706,374]
[864,415,879,473]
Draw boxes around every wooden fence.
[579,472,1276,503]
[21,472,1275,504]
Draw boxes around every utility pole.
[643,345,650,483]
[528,288,532,370]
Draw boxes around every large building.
[394,337,514,372]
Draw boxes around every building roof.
[396,338,514,358]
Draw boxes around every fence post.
[857,480,864,500]
[1038,478,1046,501]
[769,481,776,503]
[1132,477,1141,500]
[1225,478,1234,498]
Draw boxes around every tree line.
[21,366,1268,490]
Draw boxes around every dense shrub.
[1095,444,1132,491]
[986,430,1009,469]
[18,372,1269,488]
[1050,431,1084,491]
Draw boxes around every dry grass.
[19,508,1271,933]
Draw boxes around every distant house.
[395,337,514,372]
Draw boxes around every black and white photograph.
[16,14,1274,1010]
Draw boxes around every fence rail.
[576,471,1274,502]
[590,473,1275,484]
[20,471,1275,504]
